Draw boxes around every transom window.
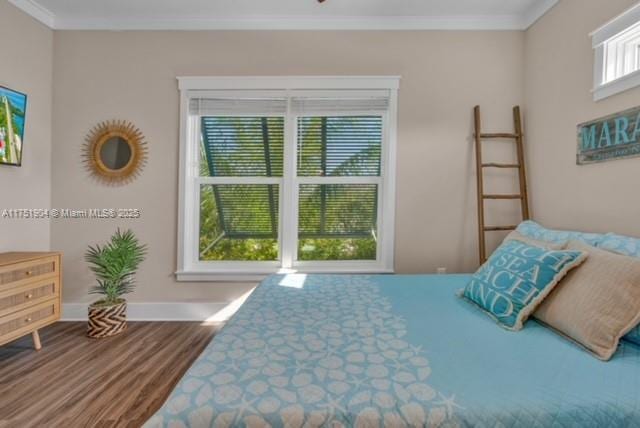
[602,23,640,84]
[177,77,399,280]
[592,3,640,100]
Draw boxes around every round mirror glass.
[99,137,132,171]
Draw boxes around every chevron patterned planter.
[87,300,127,338]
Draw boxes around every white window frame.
[176,76,400,281]
[592,2,640,101]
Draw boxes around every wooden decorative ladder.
[473,105,530,264]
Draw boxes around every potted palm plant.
[85,229,146,338]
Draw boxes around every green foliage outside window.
[198,116,380,262]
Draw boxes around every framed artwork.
[0,85,27,167]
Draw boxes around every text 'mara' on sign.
[577,106,640,165]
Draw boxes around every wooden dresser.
[0,252,62,350]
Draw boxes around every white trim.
[177,76,399,279]
[176,91,192,275]
[179,76,401,91]
[593,68,640,100]
[591,2,640,47]
[62,302,228,321]
[521,0,559,29]
[175,271,269,282]
[28,15,554,32]
[55,15,525,31]
[187,261,282,273]
[7,0,560,31]
[593,44,606,94]
[175,266,394,282]
[591,3,640,100]
[296,176,381,185]
[281,94,296,270]
[197,177,282,185]
[7,0,55,28]
[380,89,398,271]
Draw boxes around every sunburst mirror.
[83,120,148,185]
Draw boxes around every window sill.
[176,266,395,282]
[176,271,270,282]
[593,69,640,101]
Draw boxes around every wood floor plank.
[0,321,219,428]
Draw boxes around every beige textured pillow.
[504,231,566,250]
[534,240,640,360]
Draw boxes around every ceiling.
[9,0,559,31]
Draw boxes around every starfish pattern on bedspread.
[145,275,460,428]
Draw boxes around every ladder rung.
[479,133,520,139]
[474,105,529,264]
[484,225,517,232]
[482,163,520,169]
[483,194,523,200]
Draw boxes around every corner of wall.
[0,1,55,251]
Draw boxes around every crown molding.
[521,0,559,29]
[8,1,559,31]
[52,14,527,31]
[7,0,55,28]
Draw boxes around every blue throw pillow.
[461,240,588,331]
[624,325,640,347]
[599,233,640,347]
[599,233,640,258]
[516,220,604,247]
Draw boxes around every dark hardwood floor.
[0,322,219,428]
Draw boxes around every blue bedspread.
[146,274,640,427]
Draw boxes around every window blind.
[297,116,382,177]
[194,92,389,262]
[190,96,389,115]
[298,184,378,239]
[291,97,389,115]
[201,184,279,239]
[201,116,284,177]
[189,98,287,116]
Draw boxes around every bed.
[145,274,640,427]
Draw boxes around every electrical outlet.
[437,267,447,275]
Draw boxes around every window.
[177,77,399,280]
[592,3,640,100]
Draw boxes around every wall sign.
[577,106,640,164]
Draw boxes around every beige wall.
[0,2,53,251]
[525,0,640,236]
[12,0,640,308]
[51,30,525,304]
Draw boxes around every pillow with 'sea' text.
[461,240,587,331]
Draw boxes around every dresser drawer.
[0,278,59,318]
[0,256,58,291]
[0,300,59,344]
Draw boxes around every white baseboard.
[62,302,228,321]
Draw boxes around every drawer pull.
[25,293,33,299]
[25,271,33,276]
[25,317,32,323]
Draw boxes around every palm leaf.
[85,229,147,305]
